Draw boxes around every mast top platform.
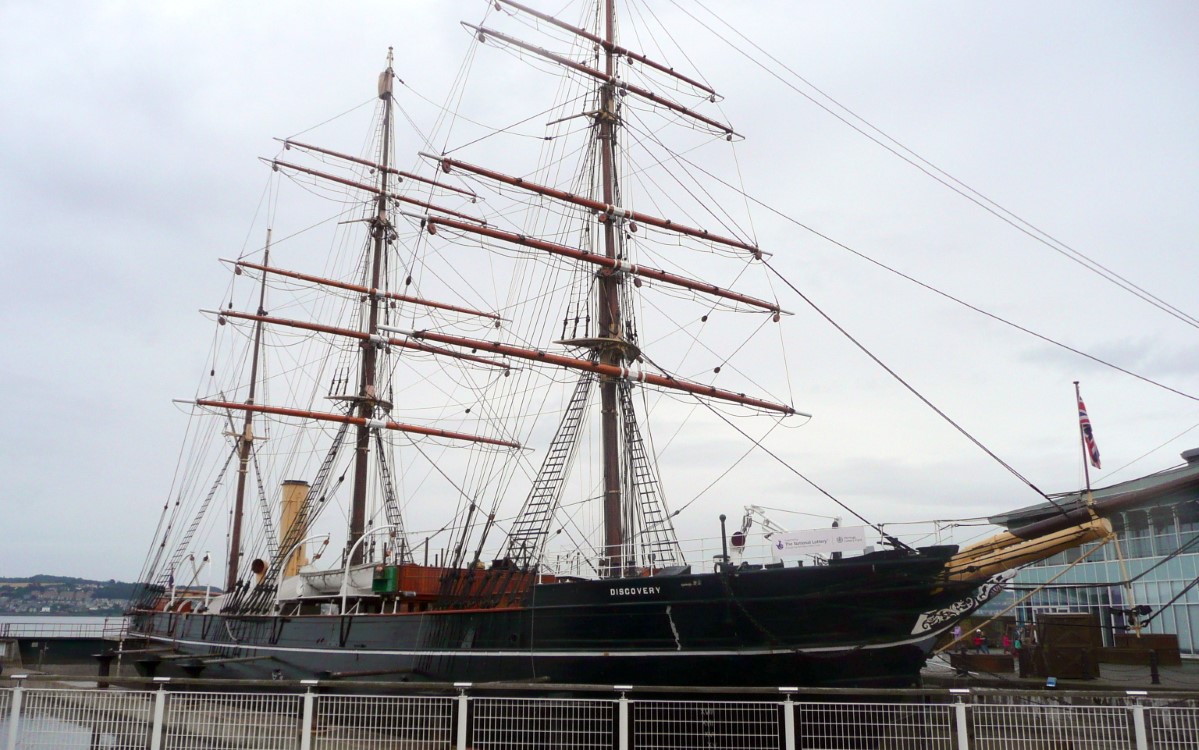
[556,336,641,362]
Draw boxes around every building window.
[1153,509,1180,556]
[1124,511,1153,559]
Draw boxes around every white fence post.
[455,685,470,750]
[618,692,630,750]
[299,687,315,750]
[1128,692,1149,750]
[953,695,970,750]
[781,694,796,750]
[4,679,23,750]
[149,682,168,750]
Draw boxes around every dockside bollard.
[1016,646,1029,678]
[95,649,116,689]
[137,655,163,678]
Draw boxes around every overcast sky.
[1,1,1196,582]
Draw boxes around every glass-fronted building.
[988,448,1199,656]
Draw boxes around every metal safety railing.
[0,617,127,640]
[1,677,1197,750]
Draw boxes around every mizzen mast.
[225,229,272,592]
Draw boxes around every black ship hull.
[130,546,997,687]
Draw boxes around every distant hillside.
[0,575,92,584]
[0,575,137,598]
[0,576,139,614]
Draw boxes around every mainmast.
[225,229,271,592]
[348,49,396,565]
[444,2,784,577]
[596,0,624,576]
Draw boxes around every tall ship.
[127,1,1112,687]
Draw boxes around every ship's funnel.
[282,479,311,578]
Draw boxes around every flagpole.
[1074,380,1094,497]
[1075,381,1142,637]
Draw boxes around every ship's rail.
[540,522,993,577]
[0,617,127,641]
[0,677,1195,749]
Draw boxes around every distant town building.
[0,578,133,615]
[989,448,1199,655]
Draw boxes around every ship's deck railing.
[539,537,857,578]
[0,617,126,640]
[539,521,987,579]
[1,676,1195,750]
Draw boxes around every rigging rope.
[674,0,1199,332]
[665,151,1199,404]
[696,395,915,553]
[762,259,1077,518]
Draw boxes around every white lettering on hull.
[609,586,661,597]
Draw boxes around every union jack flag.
[1078,396,1102,469]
